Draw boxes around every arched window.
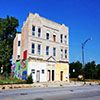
[46,33,49,40]
[53,33,56,42]
[38,27,41,37]
[32,26,35,36]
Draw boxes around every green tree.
[69,61,82,78]
[26,73,33,84]
[0,16,19,74]
[95,64,100,79]
[84,61,96,79]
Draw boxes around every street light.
[82,37,92,67]
[82,37,92,84]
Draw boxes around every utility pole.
[82,37,92,83]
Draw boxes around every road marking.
[1,99,12,100]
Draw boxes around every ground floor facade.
[12,58,69,82]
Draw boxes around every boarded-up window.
[23,50,27,59]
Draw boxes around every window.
[46,46,49,56]
[65,49,67,58]
[42,69,45,74]
[60,34,63,43]
[61,49,63,58]
[46,33,49,40]
[53,48,56,56]
[17,55,20,59]
[65,35,67,44]
[32,43,35,54]
[18,41,20,46]
[38,28,41,37]
[32,26,35,36]
[31,69,35,74]
[53,35,56,42]
[38,44,41,55]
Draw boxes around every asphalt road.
[0,85,100,100]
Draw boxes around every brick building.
[12,13,69,82]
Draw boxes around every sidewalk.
[0,81,100,90]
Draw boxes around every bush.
[26,73,33,84]
[3,72,8,78]
[0,75,26,85]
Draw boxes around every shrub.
[26,73,33,84]
[0,75,26,85]
[3,72,8,78]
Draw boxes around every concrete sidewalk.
[0,81,100,90]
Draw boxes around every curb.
[0,81,100,90]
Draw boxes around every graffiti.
[12,63,16,71]
[22,71,27,80]
[14,70,17,78]
[12,59,28,80]
[18,65,20,70]
[12,72,14,77]
[18,71,21,78]
[12,63,16,76]
[21,60,26,69]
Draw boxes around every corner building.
[12,13,69,82]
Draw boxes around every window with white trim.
[38,44,41,55]
[31,69,35,74]
[38,27,41,37]
[46,46,49,56]
[32,26,35,36]
[60,34,63,43]
[65,49,67,58]
[46,33,49,40]
[65,35,67,44]
[61,49,63,58]
[17,55,20,59]
[32,43,35,54]
[42,69,45,74]
[18,41,20,46]
[53,33,56,42]
[53,47,56,56]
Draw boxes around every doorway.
[48,70,50,81]
[60,71,63,81]
[36,70,40,82]
[52,70,54,81]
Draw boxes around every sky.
[0,0,100,64]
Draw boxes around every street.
[0,85,100,100]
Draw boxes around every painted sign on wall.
[11,58,28,80]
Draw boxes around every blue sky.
[0,0,100,64]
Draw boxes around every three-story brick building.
[12,13,69,82]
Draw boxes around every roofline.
[27,12,68,28]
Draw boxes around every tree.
[95,64,100,79]
[69,61,82,78]
[26,73,33,84]
[84,61,96,79]
[0,16,19,74]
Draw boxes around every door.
[36,70,40,82]
[48,70,50,81]
[52,70,54,81]
[60,71,63,81]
